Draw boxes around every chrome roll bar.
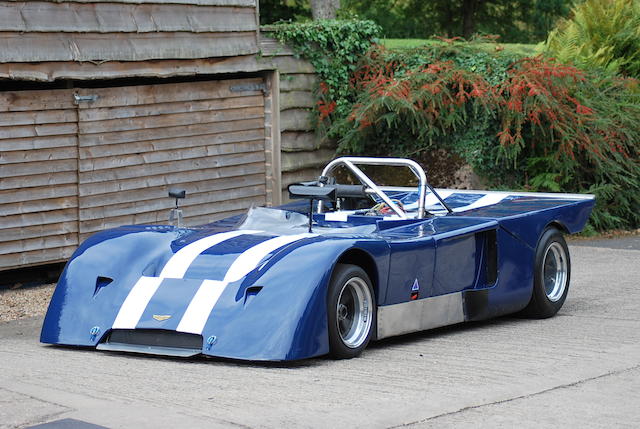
[318,157,429,219]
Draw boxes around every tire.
[327,264,376,359]
[521,227,571,318]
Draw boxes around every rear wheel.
[521,227,571,318]
[327,264,375,359]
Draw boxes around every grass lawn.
[381,38,539,57]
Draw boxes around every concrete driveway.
[1,239,639,428]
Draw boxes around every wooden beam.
[76,78,265,108]
[281,149,335,172]
[0,3,257,33]
[0,31,257,62]
[78,161,266,196]
[78,95,264,122]
[280,108,313,132]
[79,128,265,159]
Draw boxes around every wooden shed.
[0,0,329,271]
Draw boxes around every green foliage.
[331,45,498,155]
[259,0,310,25]
[270,19,381,129]
[272,20,639,231]
[571,76,640,229]
[494,58,640,229]
[331,44,640,231]
[544,0,640,78]
[260,0,570,43]
[342,0,570,43]
[381,39,538,57]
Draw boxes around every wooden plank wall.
[0,77,271,269]
[259,35,336,202]
[0,88,79,268]
[75,78,268,240]
[0,0,259,63]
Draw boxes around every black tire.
[521,227,571,318]
[327,264,376,359]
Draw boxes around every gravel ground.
[0,284,55,323]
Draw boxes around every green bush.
[332,45,640,231]
[270,19,381,128]
[275,22,640,231]
[494,59,640,230]
[544,0,640,78]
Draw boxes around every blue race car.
[41,157,595,361]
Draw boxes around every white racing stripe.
[452,192,509,213]
[423,190,454,209]
[401,190,455,212]
[176,280,227,334]
[177,233,317,334]
[324,212,351,222]
[112,229,260,330]
[159,230,260,279]
[224,233,316,283]
[112,276,164,329]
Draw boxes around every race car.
[41,157,595,361]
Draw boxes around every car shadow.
[368,315,521,350]
[42,315,524,369]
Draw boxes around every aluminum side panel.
[377,292,465,339]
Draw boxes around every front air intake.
[97,329,203,357]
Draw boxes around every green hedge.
[275,21,640,232]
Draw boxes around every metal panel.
[376,292,465,339]
[433,234,479,296]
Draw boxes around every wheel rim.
[542,242,568,302]
[336,277,373,349]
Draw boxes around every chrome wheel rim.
[543,242,568,302]
[336,277,373,349]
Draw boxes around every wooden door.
[75,78,269,241]
[0,88,79,268]
[0,77,273,270]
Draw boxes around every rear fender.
[499,199,595,249]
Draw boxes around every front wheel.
[327,264,376,359]
[521,227,571,318]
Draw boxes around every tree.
[341,0,570,43]
[311,0,340,20]
[259,0,569,40]
[462,0,484,39]
[259,0,310,25]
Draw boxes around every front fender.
[40,226,181,346]
[200,237,389,361]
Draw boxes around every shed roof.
[0,0,259,63]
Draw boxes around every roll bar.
[317,157,453,219]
